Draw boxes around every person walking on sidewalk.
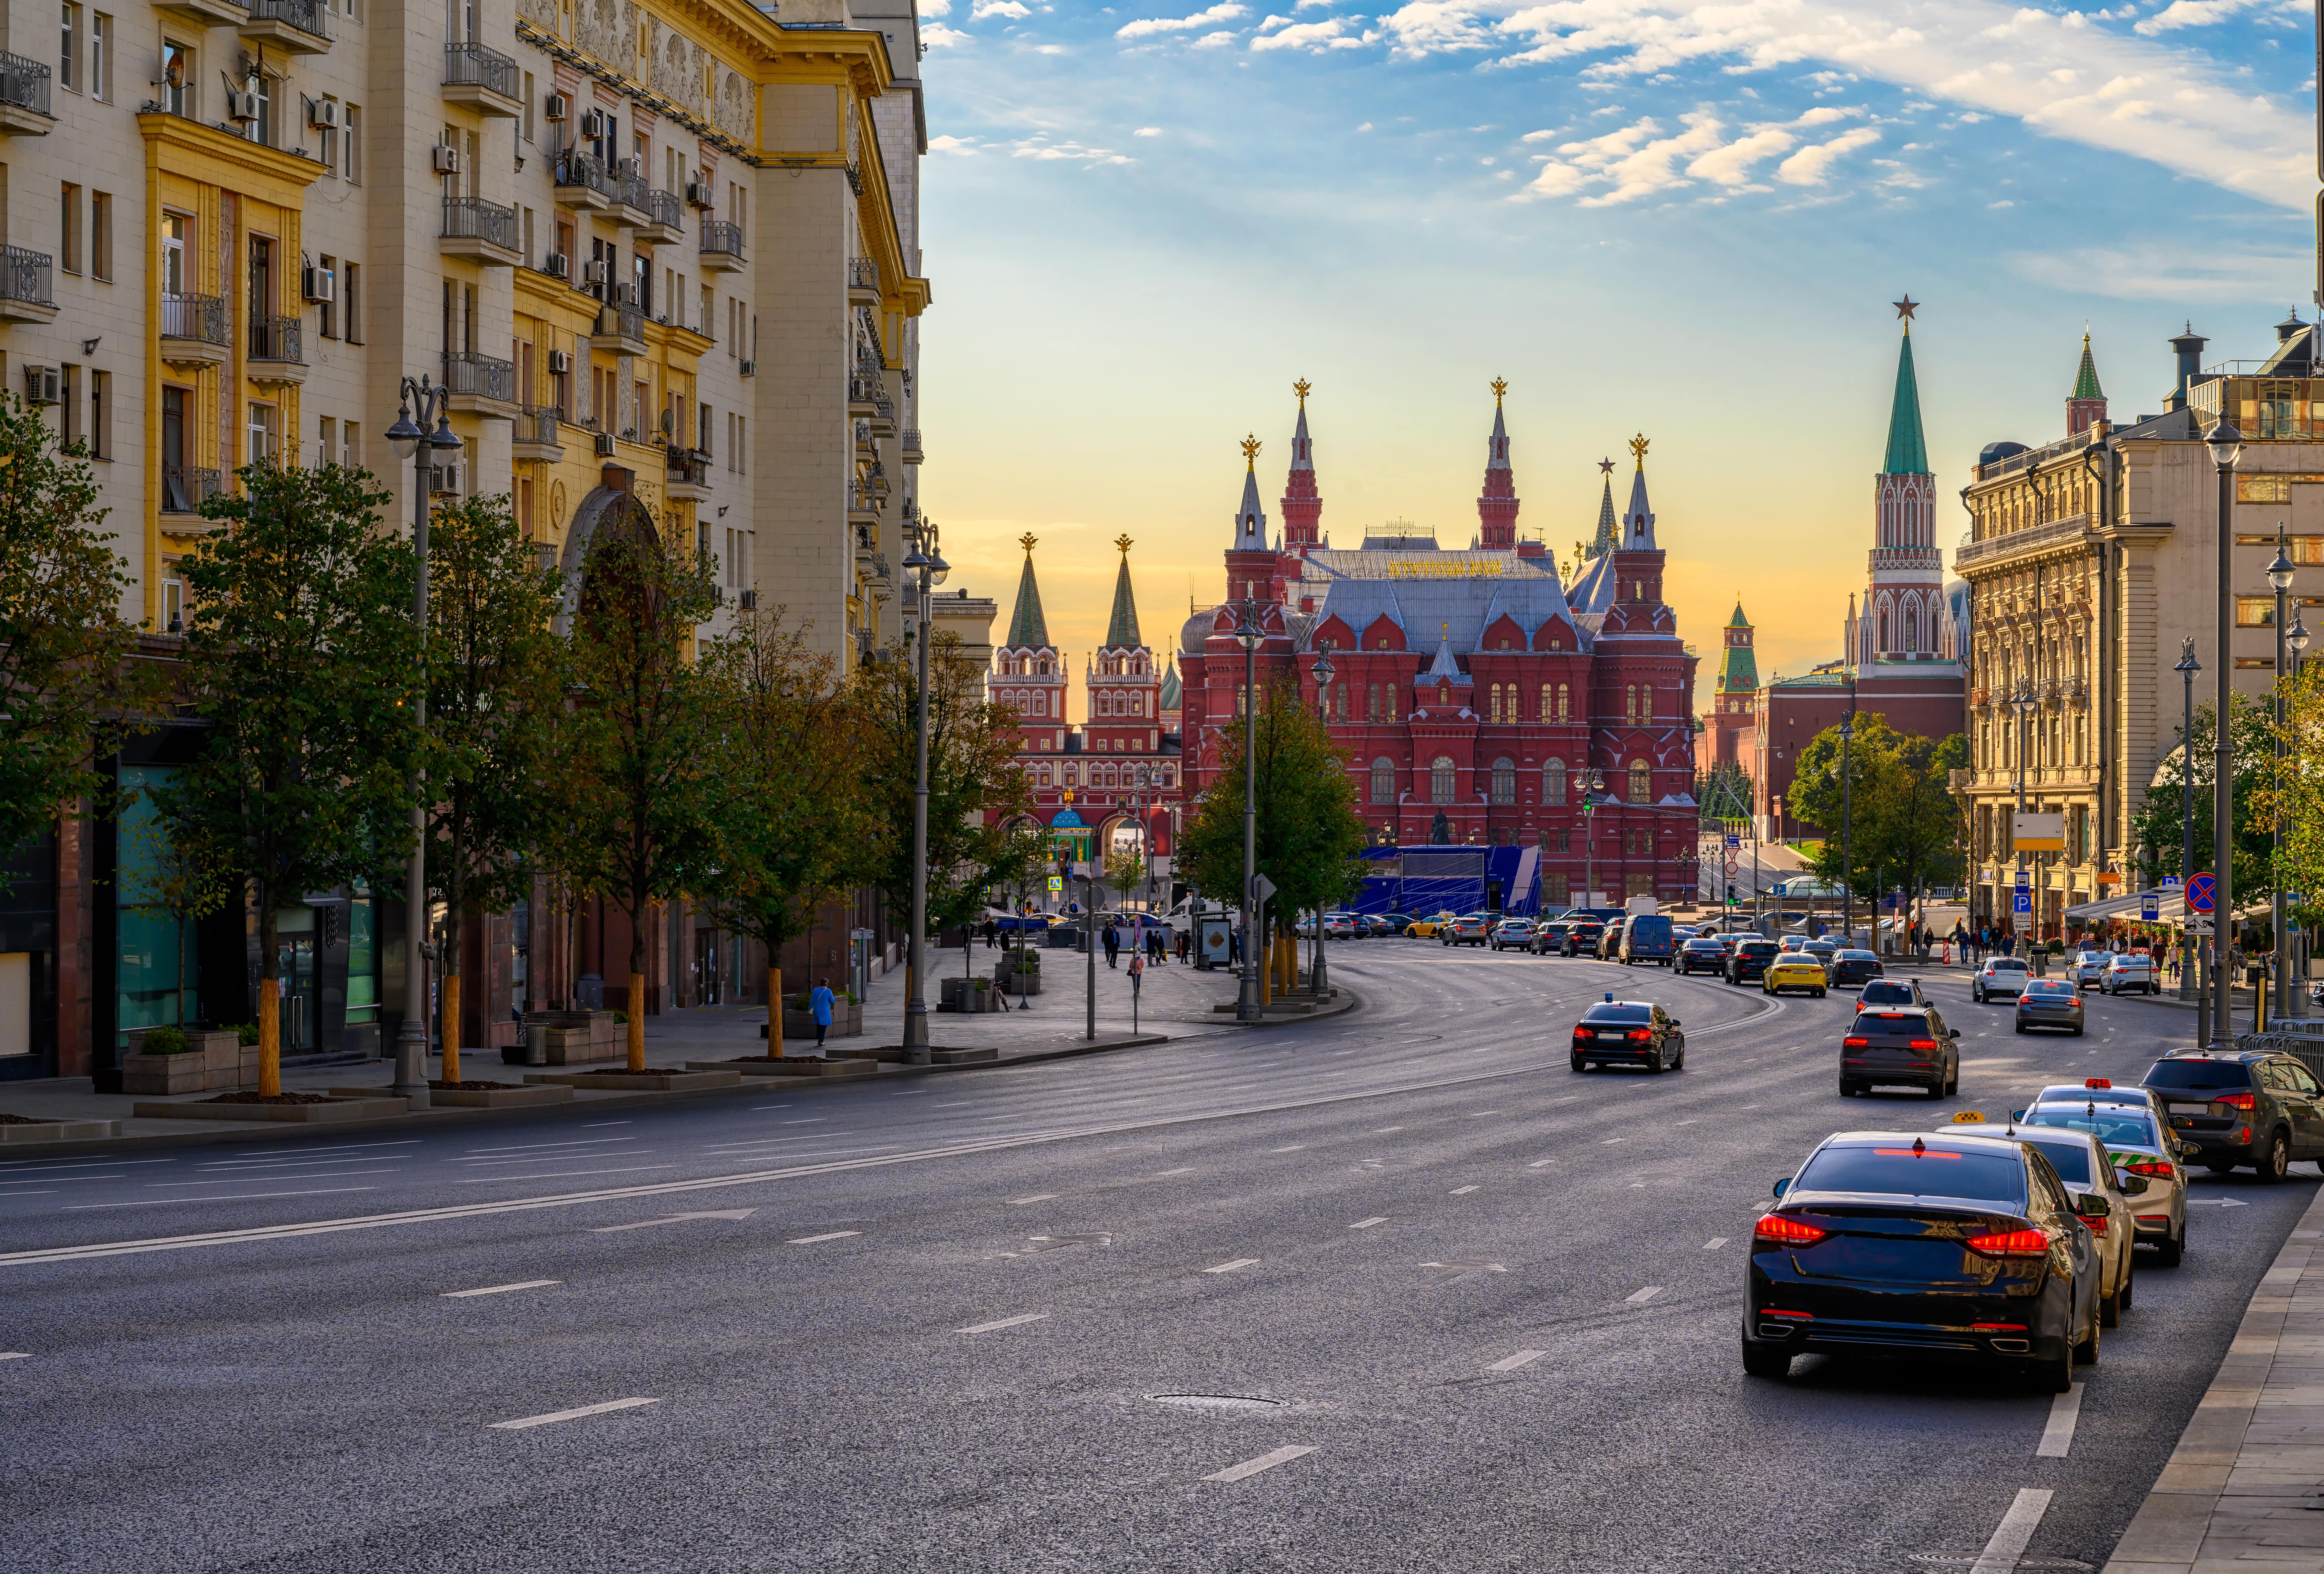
[1103,920,1121,969]
[1176,927,1191,964]
[809,979,836,1050]
[982,917,998,951]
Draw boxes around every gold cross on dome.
[1019,532,1038,555]
[1241,434,1262,469]
[1491,377,1508,405]
[1293,378,1311,407]
[1629,434,1650,467]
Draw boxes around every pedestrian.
[1103,920,1120,969]
[1177,927,1191,964]
[808,977,836,1050]
[982,917,998,951]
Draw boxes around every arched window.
[1557,683,1570,723]
[1098,693,1112,717]
[1542,758,1566,804]
[1904,603,1920,651]
[1333,686,1346,721]
[1878,609,1891,651]
[1539,686,1552,723]
[1489,683,1503,724]
[1367,683,1380,723]
[1438,683,1451,707]
[1370,757,1395,804]
[1639,686,1652,722]
[1490,757,1515,805]
[1630,759,1651,803]
[1624,685,1637,722]
[1430,755,1455,804]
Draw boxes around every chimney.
[2167,325,2206,413]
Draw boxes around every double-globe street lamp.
[2206,415,2242,1048]
[1234,595,1263,1022]
[382,377,462,1110]
[2268,532,2311,1019]
[899,517,949,1065]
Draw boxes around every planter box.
[781,1002,862,1040]
[121,1030,257,1094]
[328,1084,573,1109]
[992,971,1042,998]
[523,1069,742,1092]
[687,1057,877,1079]
[932,1046,999,1065]
[939,979,1004,1013]
[504,1010,623,1066]
[0,1119,122,1142]
[129,1096,410,1122]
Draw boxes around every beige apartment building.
[1956,320,2323,936]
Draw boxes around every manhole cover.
[1146,1394,1282,1412]
[1909,1557,2091,1570]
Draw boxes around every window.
[343,105,361,182]
[1539,686,1552,723]
[1542,758,1566,805]
[88,370,107,458]
[1557,683,1570,723]
[1430,756,1455,805]
[2239,534,2324,564]
[59,183,80,274]
[162,571,183,633]
[1490,757,1515,805]
[2238,597,2278,627]
[1630,759,1651,803]
[161,41,191,117]
[59,3,77,92]
[317,415,335,468]
[160,386,187,510]
[251,70,272,147]
[59,363,78,445]
[315,255,336,338]
[522,70,535,141]
[700,283,712,338]
[89,12,107,100]
[160,213,186,296]
[91,192,110,281]
[1488,682,1502,724]
[343,263,362,343]
[247,401,278,464]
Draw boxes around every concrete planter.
[781,1001,862,1040]
[993,968,1042,997]
[523,1069,742,1092]
[503,1010,624,1066]
[0,1119,123,1142]
[939,979,1003,1013]
[129,1096,410,1122]
[687,1057,877,1079]
[328,1083,574,1109]
[120,1030,255,1094]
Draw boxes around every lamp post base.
[390,1023,431,1108]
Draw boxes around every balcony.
[609,166,650,227]
[633,186,684,247]
[552,149,615,211]
[901,428,923,464]
[1952,512,2093,574]
[442,42,521,117]
[0,53,52,135]
[159,292,230,369]
[699,220,745,274]
[847,373,878,419]
[590,303,647,356]
[441,350,516,414]
[440,195,521,267]
[848,482,880,526]
[239,0,329,53]
[869,389,896,439]
[847,255,878,304]
[159,464,222,516]
[0,246,56,323]
[513,406,564,462]
[247,314,305,384]
[665,446,710,502]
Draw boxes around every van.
[1619,913,1675,967]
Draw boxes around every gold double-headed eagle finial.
[1293,379,1311,407]
[1114,533,1134,557]
[1018,532,1038,555]
[1629,433,1650,468]
[1491,377,1508,406]
[1241,434,1262,470]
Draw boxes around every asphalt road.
[1,944,2310,1574]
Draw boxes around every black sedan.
[1727,938,1780,984]
[1841,1006,1960,1099]
[1827,949,1884,988]
[1676,936,1728,977]
[1569,996,1686,1074]
[1563,919,1606,957]
[2015,980,2086,1036]
[1744,1130,2105,1392]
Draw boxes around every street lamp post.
[899,519,949,1065]
[1310,648,1335,997]
[1580,768,1605,906]
[382,378,462,1110]
[2207,416,2242,1047]
[2269,533,2298,1022]
[1234,595,1263,1022]
[2290,612,2313,1015]
[1839,707,1857,945]
[2011,682,2037,958]
[2177,639,2202,1013]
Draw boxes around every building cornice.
[139,112,327,205]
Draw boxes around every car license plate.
[2169,1102,2208,1115]
[1597,1032,1624,1041]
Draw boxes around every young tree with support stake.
[160,461,419,1096]
[419,493,565,1084]
[545,517,722,1073]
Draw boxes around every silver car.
[2015,1087,2190,1267]
[2066,950,2114,987]
[1946,1117,2137,1326]
[1971,957,2033,1003]
[2102,954,2159,996]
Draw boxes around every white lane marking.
[780,1119,827,1125]
[1271,1145,1306,1153]
[462,1137,636,1155]
[1970,1488,2054,1574]
[786,1231,861,1244]
[1600,1138,1627,1145]
[0,1352,31,1360]
[1527,1159,1555,1168]
[0,1190,53,1196]
[205,1140,418,1159]
[154,1169,405,1186]
[490,1397,661,1431]
[1153,1167,1195,1177]
[459,1167,676,1184]
[1204,1444,1315,1483]
[1372,1126,1406,1133]
[2036,1384,2083,1458]
[1471,1110,1500,1116]
[1673,1119,1699,1126]
[444,1280,561,1298]
[0,1157,180,1173]
[65,1187,380,1209]
[1449,1185,1479,1196]
[1204,1258,1259,1274]
[1349,1217,1387,1229]
[589,1210,755,1233]
[957,1312,1048,1335]
[584,1121,632,1127]
[2,1174,125,1186]
[748,1105,793,1111]
[1625,1286,1662,1304]
[1704,1238,1728,1250]
[1009,1194,1057,1205]
[1486,1350,1546,1372]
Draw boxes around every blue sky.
[911,0,2317,701]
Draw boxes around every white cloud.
[1775,125,1880,184]
[1134,125,1164,135]
[2135,0,2261,33]
[1193,28,1239,44]
[921,0,951,12]
[1793,104,1859,126]
[2013,241,2308,300]
[1514,110,1728,204]
[1258,11,1294,27]
[921,21,971,44]
[1009,137,1136,164]
[1686,124,1794,184]
[1033,42,1065,51]
[1250,14,1369,46]
[971,0,1029,17]
[1987,197,2014,207]
[1116,1,1247,37]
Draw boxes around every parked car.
[2102,954,2158,996]
[1489,917,1535,951]
[1322,912,1359,940]
[1619,913,1676,966]
[1406,912,1458,938]
[2016,980,2086,1036]
[1373,913,1414,937]
[1676,936,1728,976]
[1971,957,2033,1004]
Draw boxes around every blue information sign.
[2015,869,2031,891]
[1723,834,1741,848]
[2013,892,2033,915]
[2140,895,2159,921]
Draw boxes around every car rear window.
[2024,982,2077,996]
[1857,1010,1932,1028]
[1794,1145,2026,1202]
[1581,1005,1652,1023]
[2016,1137,2093,1184]
[1738,941,1778,957]
[1683,938,1724,951]
[2143,1060,2254,1091]
[1859,982,1915,1003]
[1838,950,1877,961]
[2024,1106,2162,1149]
[1989,959,2029,973]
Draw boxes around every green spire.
[1727,598,1750,629]
[1715,602,1758,695]
[1589,466,1617,555]
[1883,324,1931,476]
[2070,332,2104,400]
[1104,535,1142,649]
[1006,534,1050,648]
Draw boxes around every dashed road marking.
[786,1231,861,1244]
[1009,1194,1057,1205]
[1204,1258,1259,1274]
[1486,1350,1546,1372]
[1970,1487,2054,1574]
[1349,1217,1387,1229]
[1153,1167,1195,1177]
[444,1280,560,1298]
[1527,1159,1555,1168]
[1625,1286,1662,1304]
[489,1397,660,1431]
[2036,1383,2083,1458]
[66,1186,381,1209]
[1704,1237,1728,1250]
[957,1312,1048,1335]
[1450,1185,1479,1195]
[0,1352,30,1360]
[1372,1127,1406,1134]
[1271,1145,1307,1153]
[1204,1444,1315,1483]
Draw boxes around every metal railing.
[552,148,616,201]
[441,195,519,252]
[849,481,879,516]
[0,245,52,308]
[638,186,683,231]
[0,51,52,117]
[443,41,519,98]
[700,220,744,262]
[666,447,708,487]
[1975,429,2099,482]
[515,406,561,447]
[848,373,879,406]
[250,313,302,363]
[593,304,644,343]
[442,349,515,403]
[901,428,922,452]
[160,464,222,514]
[611,165,648,214]
[247,0,329,40]
[849,255,878,294]
[160,292,228,345]
[1953,512,2093,571]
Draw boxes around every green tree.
[0,392,155,882]
[1105,844,1147,910]
[2133,692,2275,904]
[545,514,723,1072]
[696,607,884,1053]
[421,493,566,1083]
[2254,671,2324,932]
[159,460,419,1093]
[1178,680,1368,940]
[1786,717,1968,923]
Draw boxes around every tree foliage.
[2134,692,2276,903]
[1785,716,1967,901]
[2256,668,2324,930]
[1178,682,1368,930]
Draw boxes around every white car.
[2102,954,2158,996]
[2066,950,2114,987]
[1971,957,2033,1003]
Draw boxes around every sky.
[909,0,2320,709]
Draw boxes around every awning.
[2063,889,2182,923]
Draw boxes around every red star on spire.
[1597,457,1615,474]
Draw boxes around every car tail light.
[1627,1029,1651,1041]
[1843,1036,1869,1048]
[2237,1126,2252,1144]
[1909,1039,1939,1051]
[2216,1091,2257,1111]
[1761,1309,1813,1319]
[1754,1214,1828,1245]
[1969,1322,2028,1332]
[2124,1159,2173,1177]
[2082,1215,2108,1237]
[1965,1228,2050,1256]
[1572,1028,1590,1043]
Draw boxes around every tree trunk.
[257,897,281,1096]
[767,962,783,1057]
[627,911,647,1072]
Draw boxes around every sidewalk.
[2105,1188,2324,1574]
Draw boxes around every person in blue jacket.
[808,979,836,1049]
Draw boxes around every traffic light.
[1726,882,1737,904]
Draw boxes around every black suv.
[2142,1050,2324,1182]
[1727,938,1780,985]
[1839,1005,1960,1098]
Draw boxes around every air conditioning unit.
[22,365,57,405]
[548,348,571,374]
[543,252,570,281]
[613,156,641,178]
[578,108,608,139]
[307,98,339,129]
[223,90,259,122]
[302,265,334,303]
[428,462,464,497]
[431,143,462,175]
[542,90,569,121]
[580,258,610,286]
[593,432,616,458]
[738,358,755,377]
[738,589,758,611]
[685,180,711,208]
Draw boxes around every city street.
[1,943,2305,1574]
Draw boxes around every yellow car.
[1405,911,1459,938]
[1762,955,1828,998]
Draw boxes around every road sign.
[2186,872,2217,913]
[2159,875,2183,889]
[1722,856,1739,875]
[2014,869,2031,891]
[1723,834,1741,848]
[2140,895,2159,921]
[2013,892,2033,915]
[1046,876,1063,894]
[2186,917,2214,935]
[1250,873,1277,907]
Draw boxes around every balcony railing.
[443,40,519,98]
[160,291,228,345]
[700,220,744,262]
[848,373,879,406]
[849,481,880,516]
[160,464,222,514]
[441,195,518,252]
[666,447,708,487]
[902,428,922,452]
[0,245,52,307]
[247,0,328,40]
[638,186,683,231]
[516,406,560,447]
[442,349,515,403]
[552,149,616,200]
[249,313,302,363]
[593,304,644,343]
[612,166,648,213]
[0,51,52,117]
[848,255,878,294]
